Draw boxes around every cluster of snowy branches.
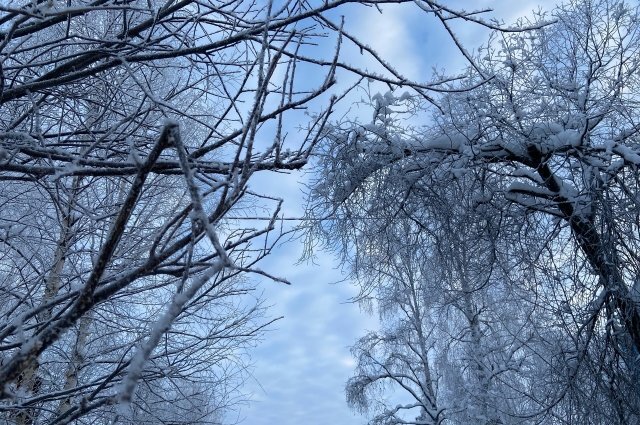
[309,0,640,423]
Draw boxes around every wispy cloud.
[241,241,375,425]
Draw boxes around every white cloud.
[351,5,423,81]
[239,238,376,425]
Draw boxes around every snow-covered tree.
[344,225,447,425]
[309,0,640,422]
[325,170,556,424]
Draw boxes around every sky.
[239,1,561,424]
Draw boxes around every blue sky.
[240,1,560,424]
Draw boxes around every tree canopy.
[309,0,640,423]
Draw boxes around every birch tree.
[309,0,640,422]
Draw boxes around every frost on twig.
[118,259,225,405]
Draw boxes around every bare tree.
[0,0,343,422]
[344,226,446,425]
[309,0,640,423]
